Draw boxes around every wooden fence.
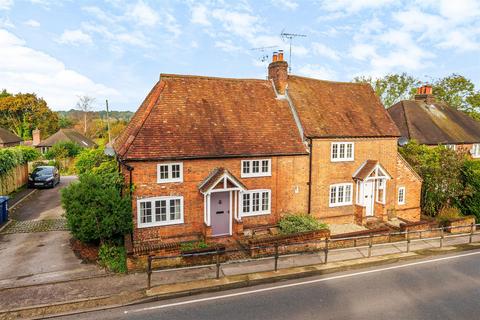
[0,163,28,195]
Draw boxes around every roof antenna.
[280,29,307,73]
[250,45,278,79]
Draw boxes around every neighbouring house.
[0,127,22,148]
[114,52,422,249]
[36,129,97,154]
[388,85,480,158]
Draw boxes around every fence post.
[215,248,221,279]
[354,238,357,247]
[406,230,410,253]
[147,255,152,290]
[274,243,279,272]
[440,228,444,248]
[324,238,329,264]
[368,234,373,258]
[469,223,474,244]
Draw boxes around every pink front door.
[210,191,230,236]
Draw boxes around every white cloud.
[312,42,340,60]
[298,64,336,80]
[320,0,397,14]
[191,4,210,26]
[24,19,40,28]
[211,9,261,39]
[127,1,159,27]
[273,0,298,10]
[215,40,242,52]
[57,29,93,46]
[0,29,118,109]
[0,0,13,10]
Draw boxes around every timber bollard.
[215,248,221,279]
[440,228,444,248]
[147,255,152,290]
[470,223,474,244]
[274,243,279,272]
[406,230,410,253]
[368,234,373,258]
[324,238,329,264]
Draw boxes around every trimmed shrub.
[75,148,109,174]
[98,243,127,273]
[436,206,462,225]
[61,172,132,244]
[278,214,328,235]
[0,146,40,178]
[180,241,210,252]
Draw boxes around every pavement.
[55,248,480,320]
[0,176,104,290]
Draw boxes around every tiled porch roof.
[198,167,246,194]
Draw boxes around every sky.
[0,0,479,111]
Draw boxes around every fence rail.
[146,222,480,289]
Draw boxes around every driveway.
[0,176,103,288]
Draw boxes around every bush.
[75,148,109,174]
[278,214,328,235]
[458,160,480,221]
[436,206,462,225]
[180,241,210,252]
[45,141,82,160]
[0,146,40,178]
[61,172,132,244]
[98,243,127,273]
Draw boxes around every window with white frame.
[329,183,353,207]
[471,144,480,158]
[241,159,271,178]
[444,144,456,151]
[137,196,184,227]
[157,162,183,183]
[376,179,386,204]
[240,190,271,216]
[398,187,406,205]
[331,142,354,162]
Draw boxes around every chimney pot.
[415,85,435,103]
[278,50,284,61]
[272,52,278,62]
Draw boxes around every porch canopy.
[353,160,391,209]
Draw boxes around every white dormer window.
[471,144,480,158]
[157,162,183,183]
[331,142,354,162]
[445,144,456,151]
[241,159,271,178]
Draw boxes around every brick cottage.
[114,52,422,249]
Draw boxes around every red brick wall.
[123,155,309,244]
[394,155,422,221]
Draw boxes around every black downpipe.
[308,138,313,214]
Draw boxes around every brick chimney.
[268,50,288,95]
[32,128,41,146]
[415,85,435,103]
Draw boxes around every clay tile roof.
[114,74,307,160]
[198,167,246,193]
[0,127,22,144]
[387,99,480,145]
[353,160,379,180]
[37,129,97,148]
[286,76,400,138]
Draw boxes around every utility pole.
[280,31,307,73]
[105,99,111,145]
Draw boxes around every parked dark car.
[28,166,60,188]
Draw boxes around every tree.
[432,74,480,117]
[76,96,95,135]
[0,92,59,139]
[353,73,421,108]
[45,141,82,160]
[399,141,468,216]
[75,148,109,174]
[58,115,74,128]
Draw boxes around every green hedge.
[98,243,127,273]
[0,146,40,178]
[278,214,328,235]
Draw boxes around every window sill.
[240,211,271,218]
[137,220,184,228]
[330,159,354,163]
[156,179,183,184]
[240,174,272,178]
[329,203,353,208]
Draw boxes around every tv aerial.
[250,45,278,63]
[280,29,307,73]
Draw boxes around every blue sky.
[0,0,479,111]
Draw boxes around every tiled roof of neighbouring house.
[286,76,401,138]
[114,74,308,160]
[0,127,22,144]
[388,99,480,145]
[37,129,97,148]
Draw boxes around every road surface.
[57,249,480,320]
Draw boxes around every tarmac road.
[56,249,480,320]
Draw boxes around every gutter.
[308,138,313,214]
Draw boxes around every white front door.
[364,181,375,216]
